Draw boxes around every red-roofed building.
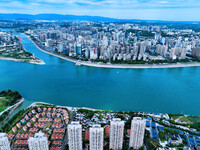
[47,112,51,117]
[105,125,110,135]
[52,113,56,117]
[50,147,61,150]
[43,107,47,112]
[32,117,36,122]
[51,134,64,140]
[65,119,69,125]
[14,140,28,147]
[29,128,38,133]
[17,123,21,129]
[24,115,29,120]
[27,122,31,127]
[12,127,17,133]
[56,113,61,118]
[42,112,45,117]
[28,112,32,117]
[52,123,63,128]
[85,130,89,140]
[37,107,42,112]
[36,114,40,118]
[63,113,68,120]
[53,128,65,133]
[57,108,62,112]
[53,108,56,112]
[127,129,131,136]
[54,118,61,123]
[23,126,27,132]
[7,134,14,141]
[52,140,62,146]
[20,119,26,125]
[32,109,36,114]
[16,133,21,139]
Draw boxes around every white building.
[170,48,176,59]
[109,118,124,150]
[0,133,11,150]
[68,121,82,150]
[180,48,187,59]
[28,132,49,150]
[58,43,64,52]
[89,124,104,150]
[129,117,146,149]
[45,39,54,48]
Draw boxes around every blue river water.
[0,33,200,115]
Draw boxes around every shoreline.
[0,57,45,65]
[25,34,200,69]
[26,101,200,117]
[28,102,105,112]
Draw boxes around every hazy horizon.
[0,0,200,21]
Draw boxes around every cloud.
[0,0,200,21]
[158,1,169,4]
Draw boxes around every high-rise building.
[170,48,176,59]
[89,124,104,150]
[180,48,187,59]
[28,132,49,150]
[109,118,125,150]
[140,41,146,56]
[192,47,200,58]
[45,39,54,48]
[68,121,82,150]
[0,133,11,150]
[76,44,82,57]
[129,117,146,149]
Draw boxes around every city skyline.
[0,0,200,21]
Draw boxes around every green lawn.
[170,114,183,120]
[187,116,200,123]
[0,97,10,112]
[179,116,191,123]
[0,90,22,113]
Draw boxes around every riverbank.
[25,34,200,69]
[0,57,45,65]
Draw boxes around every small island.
[0,31,44,65]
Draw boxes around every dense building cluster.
[1,104,200,150]
[26,22,200,63]
[2,106,69,150]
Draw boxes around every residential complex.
[4,106,69,150]
[1,102,200,150]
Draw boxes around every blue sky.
[1,0,200,21]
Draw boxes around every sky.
[0,0,200,21]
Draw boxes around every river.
[0,33,200,115]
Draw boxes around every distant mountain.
[0,13,199,24]
[0,13,121,22]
